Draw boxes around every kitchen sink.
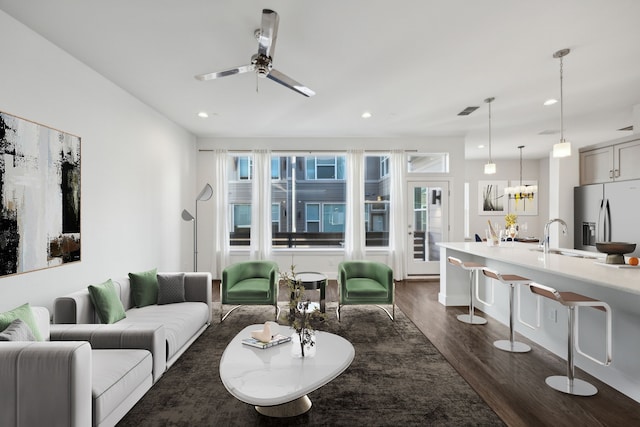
[528,247,599,259]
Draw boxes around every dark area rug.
[118,304,504,426]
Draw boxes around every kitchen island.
[438,241,640,402]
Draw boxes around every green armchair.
[337,260,395,321]
[220,260,280,322]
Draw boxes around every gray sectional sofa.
[0,306,154,427]
[53,272,212,381]
[0,272,212,427]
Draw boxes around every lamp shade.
[196,183,213,201]
[181,209,195,221]
[553,141,572,158]
[484,162,496,175]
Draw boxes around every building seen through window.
[228,153,391,248]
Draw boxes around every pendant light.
[484,97,497,174]
[505,146,537,202]
[552,48,571,158]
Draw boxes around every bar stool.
[447,256,490,325]
[482,268,532,353]
[529,283,612,396]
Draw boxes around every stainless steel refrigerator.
[574,179,640,257]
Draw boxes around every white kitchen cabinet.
[580,138,640,184]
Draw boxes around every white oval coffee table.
[220,324,354,417]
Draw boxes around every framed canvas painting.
[0,111,81,277]
[478,181,507,215]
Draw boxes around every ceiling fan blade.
[257,9,279,59]
[195,64,255,81]
[267,69,316,97]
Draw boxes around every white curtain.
[345,149,365,260]
[212,149,230,278]
[250,149,272,260]
[388,149,407,280]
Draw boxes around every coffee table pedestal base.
[255,395,312,417]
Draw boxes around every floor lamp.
[181,183,213,271]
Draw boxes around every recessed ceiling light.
[361,111,372,119]
[543,99,558,106]
[478,144,485,149]
[197,112,209,118]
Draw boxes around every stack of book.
[242,334,291,349]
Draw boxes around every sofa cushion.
[129,268,159,308]
[157,273,186,305]
[0,303,43,341]
[119,302,209,360]
[91,349,152,427]
[88,279,127,324]
[0,319,36,342]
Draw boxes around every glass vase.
[290,329,316,358]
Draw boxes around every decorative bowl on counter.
[595,242,637,264]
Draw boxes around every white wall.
[548,152,579,248]
[465,158,544,240]
[196,137,466,279]
[0,11,196,312]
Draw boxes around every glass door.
[407,181,449,275]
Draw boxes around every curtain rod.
[198,149,419,153]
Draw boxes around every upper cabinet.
[580,138,640,185]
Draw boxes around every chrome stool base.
[457,314,487,325]
[494,339,531,353]
[545,375,597,396]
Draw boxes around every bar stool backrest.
[481,267,501,281]
[447,256,463,267]
[529,283,562,301]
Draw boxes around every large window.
[227,152,401,249]
[365,155,390,247]
[408,153,449,173]
[273,154,346,247]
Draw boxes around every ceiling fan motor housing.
[251,53,272,77]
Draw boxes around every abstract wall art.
[478,180,507,215]
[0,111,80,277]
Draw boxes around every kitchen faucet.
[541,218,568,254]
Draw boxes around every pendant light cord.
[519,146,523,186]
[488,100,492,163]
[560,55,564,143]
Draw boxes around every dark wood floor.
[215,279,640,426]
[395,280,640,427]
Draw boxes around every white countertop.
[438,242,640,296]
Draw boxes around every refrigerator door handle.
[604,199,612,242]
[597,199,605,242]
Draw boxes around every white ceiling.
[2,0,640,159]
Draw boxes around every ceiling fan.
[195,9,315,97]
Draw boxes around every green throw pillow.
[129,268,159,308]
[0,302,43,341]
[88,279,126,324]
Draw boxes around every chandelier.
[505,146,537,203]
